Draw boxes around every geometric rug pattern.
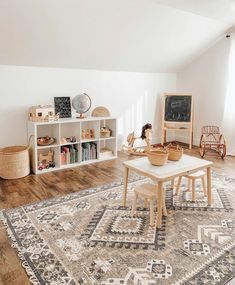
[1,173,235,285]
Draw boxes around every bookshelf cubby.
[28,117,117,174]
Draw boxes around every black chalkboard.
[54,97,72,118]
[165,95,192,122]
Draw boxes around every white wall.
[177,38,230,145]
[0,65,176,147]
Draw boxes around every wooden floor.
[0,148,235,285]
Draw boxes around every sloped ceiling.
[0,0,234,72]
[153,0,235,25]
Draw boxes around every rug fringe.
[0,212,40,285]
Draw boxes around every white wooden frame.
[161,93,194,149]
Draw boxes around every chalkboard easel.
[161,94,193,149]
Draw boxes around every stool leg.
[186,178,191,192]
[131,193,138,217]
[192,179,196,202]
[144,198,148,208]
[149,198,154,226]
[201,176,207,197]
[162,189,167,217]
[171,179,175,189]
[175,176,182,196]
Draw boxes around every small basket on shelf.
[147,145,168,166]
[166,142,183,161]
[37,136,55,146]
[100,127,112,138]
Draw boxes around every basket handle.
[27,135,35,150]
[167,141,180,149]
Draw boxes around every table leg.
[164,130,166,144]
[162,188,167,217]
[156,181,163,229]
[122,167,129,207]
[207,167,212,206]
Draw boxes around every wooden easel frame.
[161,93,194,149]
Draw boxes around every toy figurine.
[38,150,55,170]
[122,123,153,155]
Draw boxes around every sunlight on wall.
[118,92,151,148]
[224,38,235,119]
[223,34,235,155]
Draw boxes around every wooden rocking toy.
[199,126,226,159]
[122,123,153,155]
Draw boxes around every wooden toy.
[81,129,95,139]
[122,123,153,155]
[28,105,58,122]
[199,126,226,159]
[38,150,55,170]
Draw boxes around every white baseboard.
[175,134,200,147]
[152,135,176,145]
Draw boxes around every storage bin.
[0,136,33,179]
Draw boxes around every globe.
[72,93,92,118]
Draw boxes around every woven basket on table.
[0,136,34,179]
[147,145,168,166]
[167,142,183,161]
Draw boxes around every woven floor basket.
[0,136,33,179]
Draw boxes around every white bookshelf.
[28,117,117,174]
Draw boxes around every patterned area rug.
[1,173,235,285]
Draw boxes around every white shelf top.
[28,116,117,125]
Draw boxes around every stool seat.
[186,170,206,179]
[134,183,157,198]
[175,170,207,202]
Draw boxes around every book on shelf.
[61,145,79,165]
[82,142,97,161]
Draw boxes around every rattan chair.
[199,126,226,159]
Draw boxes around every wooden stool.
[131,183,167,226]
[175,170,207,202]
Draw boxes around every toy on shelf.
[100,127,112,138]
[122,123,153,156]
[81,129,95,140]
[38,150,55,170]
[60,136,78,144]
[37,136,55,146]
[199,126,226,159]
[28,105,60,122]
